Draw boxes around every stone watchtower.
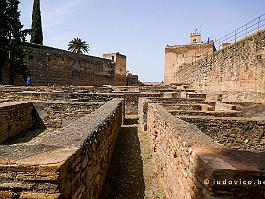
[164,32,215,85]
[103,53,126,86]
[190,32,201,44]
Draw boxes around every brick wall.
[147,103,265,199]
[176,30,265,99]
[0,102,35,143]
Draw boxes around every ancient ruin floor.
[101,115,165,199]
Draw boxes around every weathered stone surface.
[19,192,61,199]
[0,98,124,199]
[147,102,265,199]
[180,115,265,152]
[174,30,265,103]
[0,102,35,143]
[2,43,127,86]
[164,42,215,85]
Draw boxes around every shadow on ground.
[101,123,145,199]
[3,107,47,145]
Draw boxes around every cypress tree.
[30,0,43,44]
[0,0,8,83]
[0,0,8,66]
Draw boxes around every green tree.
[30,0,43,44]
[0,0,25,84]
[68,37,90,54]
[0,0,8,68]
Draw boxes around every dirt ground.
[101,116,165,199]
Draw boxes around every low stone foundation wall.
[0,98,124,198]
[169,110,243,117]
[138,97,214,131]
[150,97,206,104]
[138,98,151,131]
[0,102,35,143]
[186,93,207,99]
[163,103,210,111]
[34,101,103,128]
[180,115,265,152]
[0,85,114,93]
[0,86,163,115]
[147,103,265,199]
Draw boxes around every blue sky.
[19,0,265,82]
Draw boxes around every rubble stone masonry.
[0,99,124,198]
[147,103,265,199]
[0,102,34,143]
[2,43,126,86]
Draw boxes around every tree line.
[0,0,26,83]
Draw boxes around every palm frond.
[67,37,90,54]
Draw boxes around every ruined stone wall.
[176,30,265,97]
[126,74,139,86]
[21,43,116,86]
[138,98,151,131]
[34,101,103,128]
[0,102,34,143]
[0,86,163,115]
[0,85,114,94]
[0,91,115,103]
[138,96,210,131]
[180,115,265,152]
[56,99,124,198]
[147,103,265,199]
[0,99,124,198]
[103,52,127,85]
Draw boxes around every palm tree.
[68,37,90,54]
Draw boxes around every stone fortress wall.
[173,29,265,99]
[164,32,215,85]
[1,43,127,86]
[103,52,127,86]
